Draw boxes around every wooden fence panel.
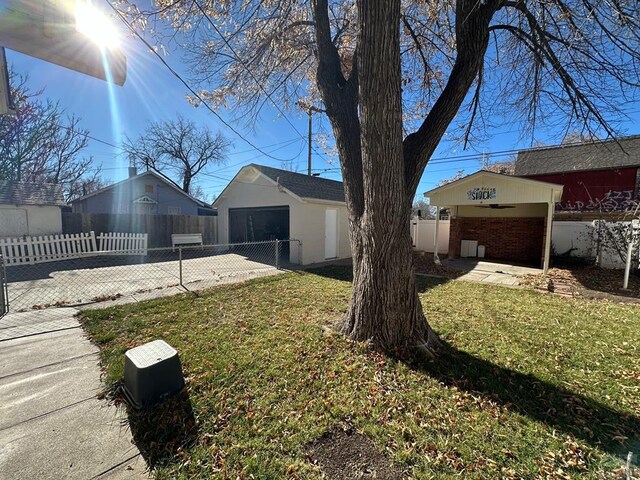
[62,213,217,247]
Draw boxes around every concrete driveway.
[0,308,148,480]
[6,253,280,312]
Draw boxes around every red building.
[515,135,640,214]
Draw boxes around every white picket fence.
[0,231,147,266]
[98,232,148,255]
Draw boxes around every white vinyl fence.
[552,221,639,269]
[411,219,450,254]
[0,231,147,266]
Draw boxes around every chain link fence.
[0,256,8,318]
[3,240,301,313]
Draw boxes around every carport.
[424,171,563,273]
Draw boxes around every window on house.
[168,207,181,215]
[145,184,153,193]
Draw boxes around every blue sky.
[7,4,640,203]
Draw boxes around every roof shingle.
[515,135,640,176]
[0,181,65,206]
[250,164,345,203]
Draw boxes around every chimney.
[128,166,138,178]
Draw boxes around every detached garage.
[424,171,563,272]
[213,164,351,265]
[0,181,65,238]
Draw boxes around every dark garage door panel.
[229,206,290,243]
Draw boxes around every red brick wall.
[449,217,545,266]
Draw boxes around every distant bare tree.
[485,160,515,175]
[411,199,431,219]
[0,73,102,201]
[279,160,301,172]
[124,116,231,195]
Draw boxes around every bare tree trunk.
[338,210,434,353]
[182,171,192,194]
[333,0,437,355]
[312,0,492,355]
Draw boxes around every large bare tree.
[124,116,231,195]
[122,0,639,355]
[0,75,102,201]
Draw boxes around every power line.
[105,0,291,163]
[192,0,332,165]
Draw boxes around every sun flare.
[75,1,120,49]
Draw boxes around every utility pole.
[298,102,323,176]
[482,151,489,169]
[307,108,312,176]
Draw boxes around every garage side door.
[324,208,338,259]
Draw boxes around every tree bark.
[338,210,435,354]
[335,0,437,354]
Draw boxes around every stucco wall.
[291,201,351,265]
[0,205,63,237]
[73,175,200,215]
[215,173,350,265]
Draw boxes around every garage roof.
[0,181,66,206]
[249,164,345,203]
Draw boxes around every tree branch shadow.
[412,340,640,460]
[305,265,449,293]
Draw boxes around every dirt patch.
[307,428,404,480]
[413,252,462,279]
[520,266,640,303]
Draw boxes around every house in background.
[214,164,350,265]
[0,181,66,237]
[515,135,640,217]
[71,168,209,216]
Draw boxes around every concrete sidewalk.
[0,308,148,480]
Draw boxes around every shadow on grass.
[413,340,640,460]
[305,265,451,293]
[123,389,198,469]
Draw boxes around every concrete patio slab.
[442,258,542,287]
[6,253,282,312]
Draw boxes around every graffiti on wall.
[557,189,639,212]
